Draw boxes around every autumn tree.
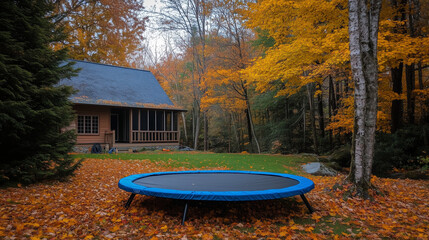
[202,0,261,153]
[243,0,351,152]
[378,0,429,132]
[54,0,146,67]
[0,0,81,184]
[347,0,382,197]
[151,50,195,144]
[155,0,213,150]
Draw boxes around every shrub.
[373,125,429,177]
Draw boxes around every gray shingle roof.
[59,60,183,110]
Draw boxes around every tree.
[243,0,351,152]
[54,0,146,67]
[347,0,382,197]
[156,0,213,150]
[202,0,261,153]
[0,0,81,184]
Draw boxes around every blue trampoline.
[119,170,315,224]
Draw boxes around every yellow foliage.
[244,0,429,134]
[243,0,350,97]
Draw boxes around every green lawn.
[72,152,317,174]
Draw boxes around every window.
[156,111,164,131]
[77,115,99,134]
[140,110,148,130]
[132,109,139,131]
[165,111,172,131]
[173,112,178,131]
[149,110,155,130]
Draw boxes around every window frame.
[77,115,99,135]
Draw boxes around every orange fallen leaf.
[110,225,121,232]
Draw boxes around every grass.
[72,151,317,174]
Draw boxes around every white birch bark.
[348,0,382,197]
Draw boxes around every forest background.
[55,0,429,177]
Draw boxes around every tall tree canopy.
[0,0,81,184]
[138,0,429,176]
[54,0,146,67]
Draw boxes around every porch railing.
[131,130,179,143]
[105,130,115,147]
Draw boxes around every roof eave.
[72,100,187,112]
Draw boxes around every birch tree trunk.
[181,112,188,142]
[347,0,382,198]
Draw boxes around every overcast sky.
[141,0,170,67]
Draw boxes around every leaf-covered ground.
[0,158,428,239]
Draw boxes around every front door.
[111,109,129,143]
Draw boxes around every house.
[60,60,185,152]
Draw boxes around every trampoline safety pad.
[118,170,315,224]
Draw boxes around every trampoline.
[118,170,315,224]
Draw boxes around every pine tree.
[0,0,81,185]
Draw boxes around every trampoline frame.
[119,170,315,224]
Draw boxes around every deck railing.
[105,130,115,147]
[131,130,179,143]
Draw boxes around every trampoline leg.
[125,193,136,209]
[182,202,188,225]
[300,194,314,213]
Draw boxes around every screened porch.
[111,108,180,144]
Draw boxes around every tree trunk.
[303,96,306,151]
[344,78,350,94]
[329,76,338,114]
[181,112,188,142]
[245,108,253,151]
[418,62,423,89]
[231,113,241,152]
[192,108,195,145]
[390,0,406,132]
[193,101,200,150]
[203,111,208,151]
[317,83,325,138]
[228,112,231,153]
[307,84,319,153]
[348,0,382,198]
[285,98,289,119]
[391,63,404,132]
[246,100,261,153]
[335,80,341,106]
[328,76,333,146]
[405,64,415,124]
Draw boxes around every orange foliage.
[150,51,195,110]
[54,0,146,67]
[0,158,428,239]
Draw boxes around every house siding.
[73,104,111,144]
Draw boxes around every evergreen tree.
[0,0,81,185]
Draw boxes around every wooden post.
[177,112,180,143]
[138,109,141,131]
[129,109,132,143]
